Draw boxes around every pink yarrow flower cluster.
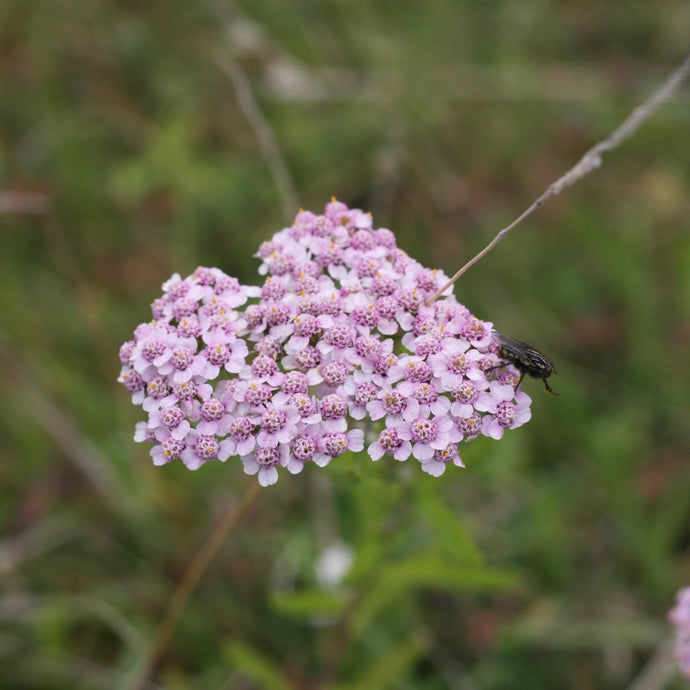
[670,587,690,679]
[118,200,532,486]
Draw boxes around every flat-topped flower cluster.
[118,200,531,486]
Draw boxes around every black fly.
[491,331,559,396]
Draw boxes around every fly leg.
[542,378,560,396]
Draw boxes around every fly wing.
[490,331,530,357]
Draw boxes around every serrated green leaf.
[334,635,425,690]
[224,641,291,690]
[353,556,516,635]
[270,589,348,619]
[378,555,516,591]
[346,535,388,584]
[417,488,483,565]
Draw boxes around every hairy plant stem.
[426,51,690,305]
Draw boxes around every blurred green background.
[1,1,689,688]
